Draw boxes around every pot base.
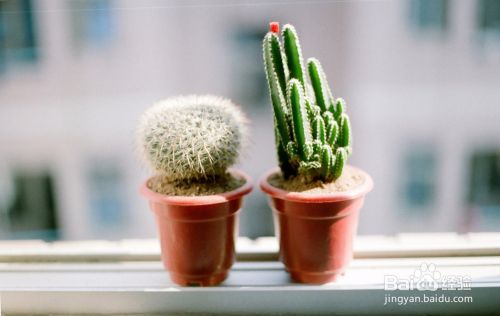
[169,270,229,287]
[289,269,345,284]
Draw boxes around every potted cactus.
[137,95,252,286]
[260,22,373,284]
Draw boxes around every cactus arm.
[338,113,351,148]
[305,98,316,122]
[312,115,326,144]
[327,120,339,147]
[267,33,288,95]
[322,111,334,140]
[328,99,335,113]
[275,127,294,177]
[263,33,291,146]
[333,98,345,120]
[307,58,329,112]
[305,98,321,121]
[329,152,337,176]
[288,79,312,161]
[282,24,305,88]
[312,140,322,158]
[320,145,333,179]
[332,147,346,179]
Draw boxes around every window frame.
[0,233,499,314]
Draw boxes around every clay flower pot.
[140,170,252,286]
[260,166,373,284]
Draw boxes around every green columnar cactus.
[136,95,246,182]
[263,23,351,182]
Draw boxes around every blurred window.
[69,0,114,51]
[467,150,500,230]
[231,27,268,107]
[409,0,449,32]
[468,150,500,206]
[478,0,500,33]
[86,161,128,236]
[0,171,59,240]
[0,0,37,72]
[400,147,437,211]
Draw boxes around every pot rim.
[140,168,253,206]
[259,165,373,203]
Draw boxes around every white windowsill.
[0,232,499,262]
[0,233,500,315]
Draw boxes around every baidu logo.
[384,262,471,291]
[411,263,441,291]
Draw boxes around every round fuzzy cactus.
[137,95,247,183]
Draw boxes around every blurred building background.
[0,0,499,240]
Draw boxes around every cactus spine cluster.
[137,95,246,183]
[263,23,352,182]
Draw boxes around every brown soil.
[148,172,245,196]
[268,165,365,194]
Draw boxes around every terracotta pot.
[260,166,373,284]
[140,170,252,286]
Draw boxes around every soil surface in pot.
[269,166,365,193]
[148,172,245,196]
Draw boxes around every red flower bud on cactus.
[270,22,279,33]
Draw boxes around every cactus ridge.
[136,95,246,182]
[263,23,352,182]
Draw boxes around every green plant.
[136,95,247,182]
[263,22,352,182]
